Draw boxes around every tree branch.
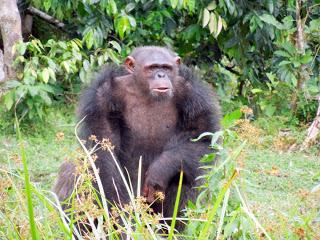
[27,6,66,30]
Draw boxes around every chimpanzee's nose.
[157,72,165,78]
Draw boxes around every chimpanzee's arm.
[143,71,221,202]
[54,66,129,204]
[79,66,130,203]
[143,133,210,201]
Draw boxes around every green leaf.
[282,16,294,29]
[23,74,36,85]
[170,0,178,9]
[281,42,296,54]
[15,56,25,63]
[265,104,276,117]
[125,3,136,13]
[215,15,223,38]
[266,0,274,13]
[30,39,43,53]
[57,41,67,50]
[309,19,320,32]
[106,49,121,64]
[47,68,56,82]
[274,50,291,58]
[249,16,258,32]
[107,0,118,15]
[39,84,55,93]
[43,0,51,11]
[14,42,27,55]
[93,28,103,48]
[84,29,94,49]
[128,15,136,28]
[266,72,276,82]
[251,88,263,94]
[4,80,21,88]
[41,68,50,83]
[290,74,297,86]
[110,41,121,53]
[207,2,216,10]
[71,40,80,51]
[203,9,210,27]
[98,55,104,66]
[187,0,196,12]
[4,91,14,110]
[209,12,217,34]
[259,14,286,29]
[192,132,215,142]
[28,86,39,97]
[278,60,291,66]
[83,60,90,72]
[61,61,70,73]
[225,0,236,15]
[79,69,86,82]
[292,60,301,68]
[222,109,242,128]
[300,54,313,64]
[115,15,130,39]
[221,18,227,29]
[47,59,57,70]
[39,91,52,105]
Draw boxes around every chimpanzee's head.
[124,46,181,100]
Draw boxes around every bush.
[1,39,121,121]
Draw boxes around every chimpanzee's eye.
[162,65,173,71]
[146,65,159,73]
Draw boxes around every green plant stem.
[15,116,39,240]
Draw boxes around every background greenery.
[1,0,319,123]
[0,0,319,239]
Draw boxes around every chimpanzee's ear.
[175,56,181,65]
[125,56,135,73]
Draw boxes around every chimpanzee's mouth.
[153,87,170,93]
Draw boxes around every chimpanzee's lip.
[152,88,170,93]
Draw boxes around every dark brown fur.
[53,46,221,229]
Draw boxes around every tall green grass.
[1,116,270,239]
[15,113,38,239]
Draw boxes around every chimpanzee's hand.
[142,166,167,203]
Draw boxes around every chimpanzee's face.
[125,49,181,100]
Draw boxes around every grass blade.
[168,170,184,240]
[198,170,238,240]
[216,188,230,239]
[15,116,39,239]
[234,184,272,240]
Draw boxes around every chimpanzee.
[53,46,221,228]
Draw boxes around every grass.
[242,149,320,238]
[0,106,319,239]
[0,106,76,189]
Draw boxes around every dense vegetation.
[1,0,319,123]
[0,0,319,239]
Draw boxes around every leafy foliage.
[1,0,319,122]
[2,39,121,121]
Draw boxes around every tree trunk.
[0,50,4,82]
[0,0,23,83]
[290,0,309,112]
